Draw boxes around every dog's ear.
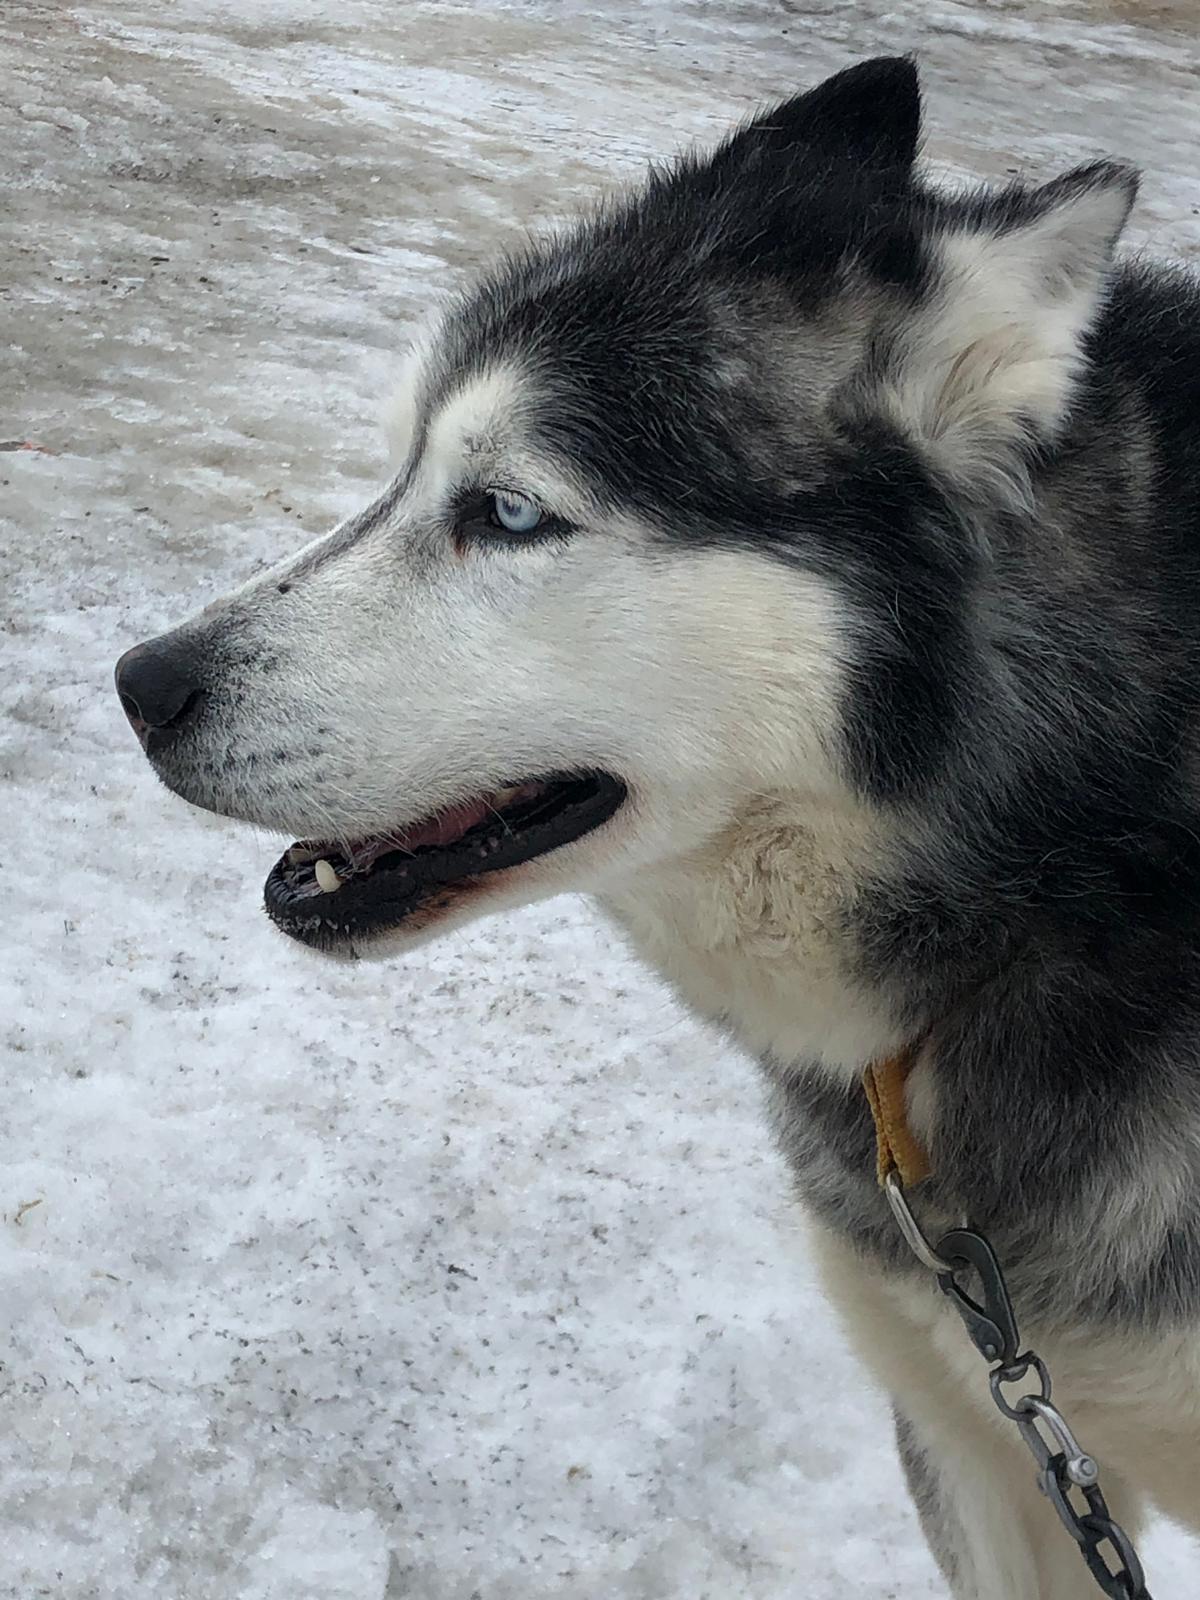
[718,57,921,176]
[874,161,1138,502]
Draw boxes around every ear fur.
[716,56,922,177]
[878,161,1138,502]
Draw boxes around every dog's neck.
[600,792,909,1080]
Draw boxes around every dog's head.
[116,57,1135,956]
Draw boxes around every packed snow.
[3,1,1198,1595]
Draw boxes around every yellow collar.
[863,1049,932,1188]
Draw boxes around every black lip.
[263,771,628,951]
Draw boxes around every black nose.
[115,638,205,747]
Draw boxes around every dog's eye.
[489,491,542,535]
[455,487,570,549]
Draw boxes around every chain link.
[883,1174,1152,1600]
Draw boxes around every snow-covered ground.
[3,2,1198,1595]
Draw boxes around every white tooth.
[493,785,521,807]
[314,859,341,893]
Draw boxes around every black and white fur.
[117,59,1200,1597]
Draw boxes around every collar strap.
[863,1048,932,1188]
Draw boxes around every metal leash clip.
[882,1172,1152,1600]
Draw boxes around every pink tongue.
[399,797,495,848]
[349,796,495,867]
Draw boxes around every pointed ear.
[876,161,1138,501]
[718,56,921,176]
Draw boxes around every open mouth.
[264,770,628,950]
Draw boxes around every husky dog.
[116,57,1200,1598]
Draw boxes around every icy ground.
[3,1,1199,1595]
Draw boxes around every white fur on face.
[381,315,442,467]
[166,360,859,982]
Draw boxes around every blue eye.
[490,490,542,534]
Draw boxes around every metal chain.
[883,1173,1152,1600]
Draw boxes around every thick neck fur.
[601,792,908,1077]
[605,266,1200,1288]
[603,337,1200,1093]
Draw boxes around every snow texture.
[2,2,1198,1595]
